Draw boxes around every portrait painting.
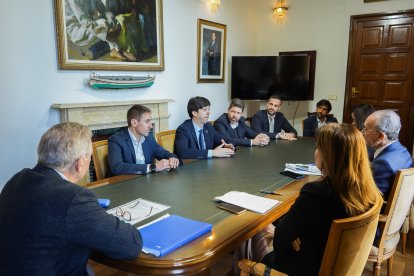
[54,0,164,71]
[197,19,226,83]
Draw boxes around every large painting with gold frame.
[54,0,164,71]
[197,19,226,83]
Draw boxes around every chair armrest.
[238,259,288,276]
[378,214,388,222]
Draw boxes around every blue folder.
[139,214,212,257]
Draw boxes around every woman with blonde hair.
[261,123,383,276]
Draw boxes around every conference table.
[90,137,320,275]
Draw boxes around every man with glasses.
[0,122,142,275]
[174,96,235,159]
[363,110,412,199]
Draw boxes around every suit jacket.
[214,113,258,146]
[108,128,177,175]
[262,179,348,276]
[372,140,412,200]
[303,115,338,137]
[0,164,142,276]
[251,110,297,140]
[174,119,227,159]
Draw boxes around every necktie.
[269,117,274,133]
[199,129,205,150]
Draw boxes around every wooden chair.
[92,140,109,180]
[367,168,414,276]
[400,157,414,254]
[156,130,176,153]
[239,196,382,276]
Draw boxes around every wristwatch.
[150,164,157,173]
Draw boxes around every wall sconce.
[273,0,288,17]
[208,0,221,13]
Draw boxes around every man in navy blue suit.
[303,99,338,137]
[251,95,297,140]
[0,122,142,275]
[214,98,270,147]
[174,96,235,159]
[363,110,412,200]
[108,105,180,175]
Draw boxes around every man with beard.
[214,98,270,147]
[303,99,338,137]
[251,95,297,140]
[174,96,235,159]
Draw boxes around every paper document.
[107,198,170,225]
[215,191,281,214]
[285,163,322,176]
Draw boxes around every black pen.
[260,190,282,196]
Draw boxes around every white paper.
[285,163,322,176]
[215,191,281,214]
[107,198,170,225]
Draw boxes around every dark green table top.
[91,137,317,225]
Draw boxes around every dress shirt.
[317,117,327,129]
[128,129,146,164]
[192,121,213,158]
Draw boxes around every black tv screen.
[231,56,313,101]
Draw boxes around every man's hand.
[213,140,235,157]
[155,159,172,172]
[280,133,297,140]
[168,157,180,169]
[252,133,270,146]
[291,237,301,252]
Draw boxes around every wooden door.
[343,10,414,153]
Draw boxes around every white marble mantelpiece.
[51,99,174,134]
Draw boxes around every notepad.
[138,214,212,257]
[215,191,281,214]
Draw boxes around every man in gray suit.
[0,122,142,275]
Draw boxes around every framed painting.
[197,19,226,83]
[54,0,164,71]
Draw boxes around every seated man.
[109,104,180,175]
[251,95,297,140]
[0,122,142,275]
[303,99,338,137]
[214,98,270,147]
[363,110,412,200]
[174,96,235,159]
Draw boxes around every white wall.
[254,0,414,132]
[1,0,413,190]
[0,0,258,190]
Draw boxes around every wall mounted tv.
[231,55,315,101]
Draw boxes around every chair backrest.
[92,140,109,180]
[156,130,176,153]
[318,196,382,276]
[379,168,414,249]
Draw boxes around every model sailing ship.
[89,73,155,89]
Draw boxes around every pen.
[260,190,283,196]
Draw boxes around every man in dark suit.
[206,32,219,75]
[0,122,142,275]
[303,99,338,137]
[251,95,297,140]
[174,96,235,159]
[214,98,270,147]
[363,110,413,200]
[108,104,180,175]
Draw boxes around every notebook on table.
[138,214,212,257]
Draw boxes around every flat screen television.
[231,55,313,101]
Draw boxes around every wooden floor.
[90,233,414,276]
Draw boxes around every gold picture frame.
[197,19,227,83]
[54,0,164,71]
